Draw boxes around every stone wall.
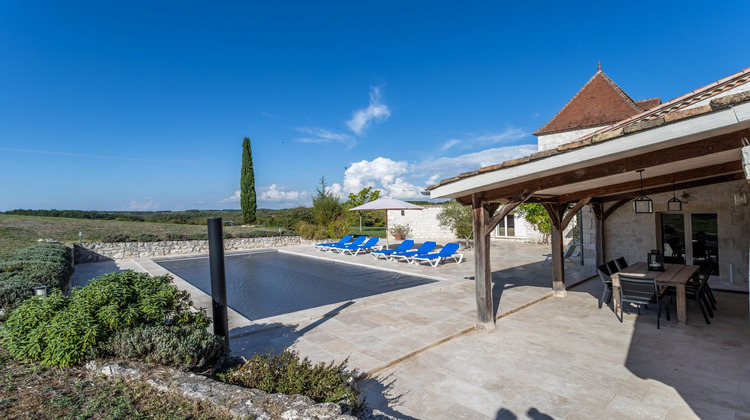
[604,179,750,289]
[85,360,394,419]
[74,236,313,263]
[386,206,456,241]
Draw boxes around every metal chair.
[597,263,613,309]
[618,274,668,329]
[614,257,628,271]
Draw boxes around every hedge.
[0,243,73,316]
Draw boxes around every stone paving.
[361,280,750,419]
[70,241,750,419]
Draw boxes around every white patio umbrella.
[348,197,423,247]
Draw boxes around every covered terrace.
[428,81,750,331]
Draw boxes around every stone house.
[428,65,750,328]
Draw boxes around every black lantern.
[647,249,664,271]
[632,169,653,214]
[667,182,682,211]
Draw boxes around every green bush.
[327,218,350,239]
[98,324,230,371]
[296,221,316,240]
[165,232,187,241]
[217,349,362,409]
[0,243,73,315]
[134,233,160,242]
[1,271,217,368]
[186,232,209,240]
[101,234,132,243]
[278,207,314,231]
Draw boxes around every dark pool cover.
[155,251,436,320]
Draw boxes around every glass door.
[661,214,686,264]
[691,213,719,276]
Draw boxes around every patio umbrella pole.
[385,210,389,248]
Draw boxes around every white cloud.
[259,184,303,202]
[346,86,391,136]
[222,190,240,203]
[296,128,354,146]
[439,139,461,151]
[439,128,530,152]
[343,157,423,199]
[129,198,161,211]
[414,144,538,183]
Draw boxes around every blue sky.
[1,1,749,211]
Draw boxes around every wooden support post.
[591,202,605,267]
[472,193,495,331]
[543,203,567,297]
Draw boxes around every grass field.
[0,214,280,254]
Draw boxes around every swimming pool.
[154,251,437,320]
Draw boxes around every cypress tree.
[240,137,257,224]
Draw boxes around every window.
[496,213,516,237]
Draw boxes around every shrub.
[186,232,209,240]
[278,207,314,231]
[217,349,363,409]
[101,234,132,243]
[327,218,350,239]
[98,324,230,371]
[0,243,73,315]
[165,232,187,241]
[296,221,316,240]
[0,271,216,368]
[134,233,160,242]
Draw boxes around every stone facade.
[74,236,313,263]
[386,206,456,241]
[604,179,750,290]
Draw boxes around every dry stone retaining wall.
[74,236,314,263]
[85,360,394,420]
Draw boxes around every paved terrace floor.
[71,242,749,419]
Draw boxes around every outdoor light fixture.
[632,169,653,214]
[33,286,50,297]
[667,182,683,211]
[680,191,690,204]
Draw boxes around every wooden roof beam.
[455,129,750,203]
[600,172,745,202]
[558,161,743,202]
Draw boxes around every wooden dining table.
[611,261,700,324]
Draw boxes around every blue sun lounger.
[411,243,464,267]
[390,241,436,262]
[337,237,380,256]
[314,235,353,251]
[326,235,366,252]
[371,240,414,260]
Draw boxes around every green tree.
[240,137,257,224]
[343,186,383,230]
[436,200,473,247]
[312,177,344,233]
[516,203,551,243]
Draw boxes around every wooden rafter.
[558,161,743,203]
[485,190,533,236]
[561,197,591,229]
[600,173,745,202]
[603,199,631,221]
[456,130,749,203]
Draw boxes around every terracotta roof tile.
[533,71,646,136]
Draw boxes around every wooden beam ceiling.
[598,172,746,202]
[557,161,743,203]
[456,129,750,204]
